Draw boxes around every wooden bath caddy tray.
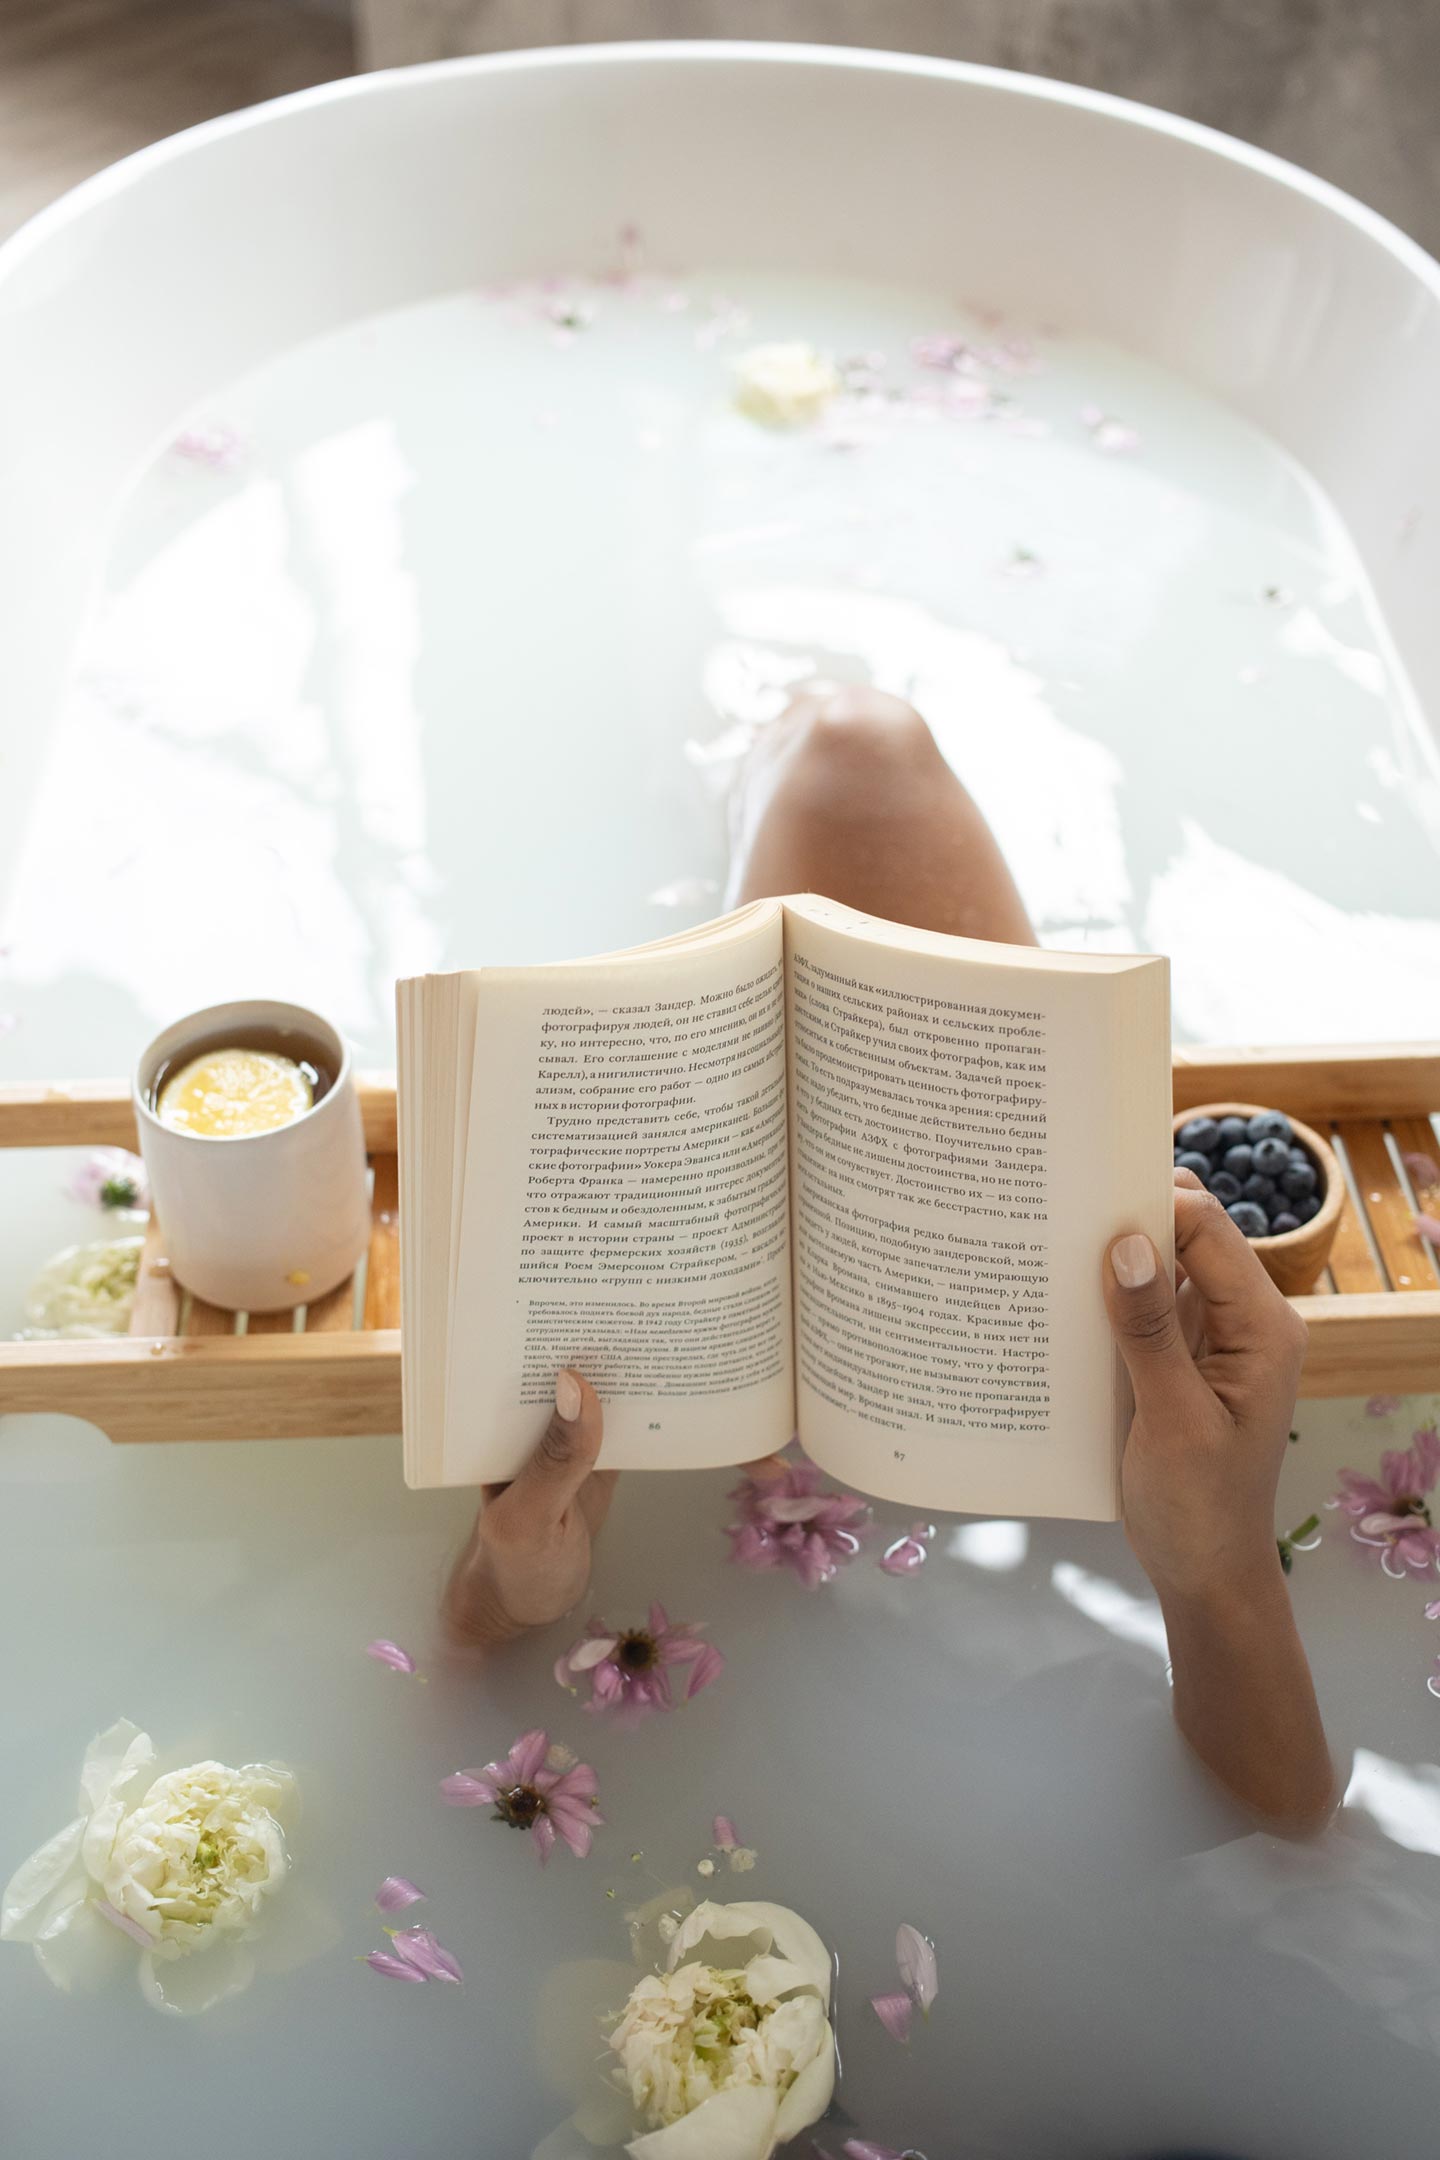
[0,1044,1437,1443]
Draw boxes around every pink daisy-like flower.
[553,1603,723,1717]
[441,1729,602,1861]
[1332,1428,1440,1578]
[67,1148,149,1212]
[726,1453,869,1588]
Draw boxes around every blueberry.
[1209,1171,1243,1203]
[1223,1144,1254,1180]
[1253,1136,1291,1177]
[1247,1110,1293,1146]
[1242,1173,1277,1206]
[1227,1201,1271,1238]
[1280,1161,1317,1200]
[1177,1117,1223,1156]
[1287,1145,1310,1168]
[1294,1192,1321,1223]
[1217,1117,1249,1150]
[1175,1151,1214,1182]
[1270,1211,1301,1235]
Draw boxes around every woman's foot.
[726,681,1037,945]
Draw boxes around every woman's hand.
[1104,1170,1336,1833]
[441,1371,618,1653]
[1106,1167,1308,1603]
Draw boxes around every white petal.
[568,1637,620,1673]
[625,2085,779,2160]
[32,1897,128,1993]
[739,1954,818,2006]
[772,2024,837,2138]
[666,1901,831,2001]
[138,1939,256,2016]
[1,1816,87,1941]
[78,1720,154,1815]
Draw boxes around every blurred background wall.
[3,0,1437,253]
[354,0,1440,252]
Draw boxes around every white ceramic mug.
[133,998,371,1312]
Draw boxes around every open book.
[397,896,1172,1521]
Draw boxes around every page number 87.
[892,1449,906,1461]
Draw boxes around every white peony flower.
[608,1900,835,2160]
[19,1235,143,1338]
[1,1720,294,2015]
[733,343,842,428]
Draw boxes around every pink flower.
[879,1522,934,1576]
[1402,1151,1439,1193]
[726,1453,869,1588]
[1366,1396,1403,1418]
[441,1729,602,1861]
[1332,1429,1440,1577]
[553,1603,723,1717]
[365,1639,417,1674]
[171,421,246,471]
[68,1148,148,1211]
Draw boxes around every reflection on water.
[1,269,1438,1078]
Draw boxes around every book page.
[439,904,795,1483]
[783,897,1172,1521]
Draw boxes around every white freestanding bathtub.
[3,56,1440,2159]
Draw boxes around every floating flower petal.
[374,1877,426,1913]
[365,1640,417,1674]
[870,1990,914,2043]
[895,1923,939,2012]
[364,1950,428,1983]
[386,1925,463,1984]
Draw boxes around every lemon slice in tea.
[157,1046,314,1138]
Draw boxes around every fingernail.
[1111,1235,1156,1289]
[554,1370,582,1422]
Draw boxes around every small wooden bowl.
[1172,1101,1343,1295]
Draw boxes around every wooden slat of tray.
[182,1293,238,1337]
[1324,1130,1387,1294]
[129,1216,180,1337]
[362,1157,400,1332]
[0,1333,401,1443]
[1391,1115,1440,1200]
[302,1278,360,1331]
[1172,1044,1440,1120]
[1294,1292,1440,1397]
[1338,1120,1440,1292]
[0,1075,398,1154]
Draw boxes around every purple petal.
[1367,1396,1403,1418]
[1416,1214,1440,1246]
[896,1922,939,2011]
[97,1901,153,1947]
[1425,1600,1440,1620]
[365,1639,416,1674]
[879,1535,928,1575]
[387,1926,463,1984]
[364,1951,428,1982]
[686,1644,725,1699]
[531,1814,558,1863]
[510,1729,550,1785]
[440,1773,495,1806]
[1402,1152,1439,1190]
[374,1877,426,1913]
[648,1601,670,1638]
[870,1990,914,2044]
[713,1814,739,1850]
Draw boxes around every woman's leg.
[727,683,1036,944]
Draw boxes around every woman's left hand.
[441,1371,618,1651]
